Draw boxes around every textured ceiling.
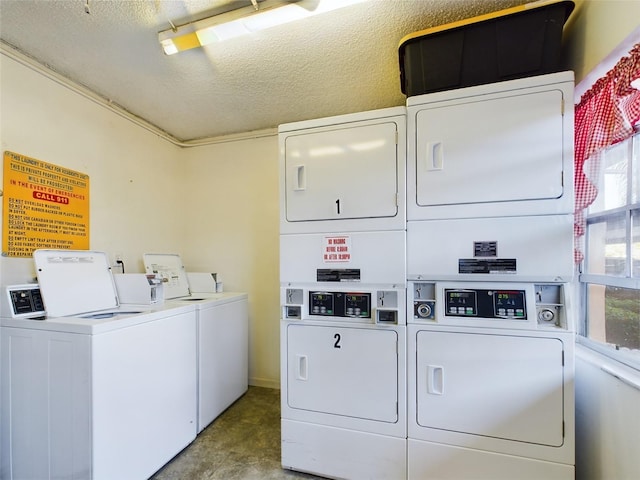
[0,0,530,142]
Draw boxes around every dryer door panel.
[284,122,399,222]
[416,331,565,446]
[286,324,398,422]
[414,89,564,207]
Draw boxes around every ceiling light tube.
[159,0,367,55]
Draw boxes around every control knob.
[538,308,556,324]
[416,303,432,318]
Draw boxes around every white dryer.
[1,250,197,480]
[143,253,249,432]
[407,280,575,479]
[407,71,574,221]
[279,106,408,479]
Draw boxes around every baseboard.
[249,377,280,389]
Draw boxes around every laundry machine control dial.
[537,307,557,325]
[414,301,435,320]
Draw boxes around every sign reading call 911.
[2,151,90,258]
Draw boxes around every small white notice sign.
[323,235,351,263]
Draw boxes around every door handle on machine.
[425,141,443,171]
[427,365,444,395]
[294,165,306,191]
[295,355,308,381]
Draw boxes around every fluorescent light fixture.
[159,0,367,55]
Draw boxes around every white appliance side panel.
[198,299,249,432]
[280,230,406,285]
[408,439,574,480]
[407,215,574,282]
[92,311,197,480]
[282,419,407,480]
[415,331,565,447]
[285,324,398,423]
[1,327,92,480]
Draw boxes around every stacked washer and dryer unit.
[406,71,576,479]
[279,107,408,479]
[279,72,576,480]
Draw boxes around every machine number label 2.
[334,333,342,348]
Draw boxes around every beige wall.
[0,50,186,290]
[565,0,640,84]
[181,139,281,388]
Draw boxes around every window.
[581,129,640,369]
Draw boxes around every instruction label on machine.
[2,151,90,258]
[459,258,517,274]
[323,235,351,263]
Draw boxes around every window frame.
[579,130,640,371]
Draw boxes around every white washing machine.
[143,253,249,432]
[279,106,407,479]
[407,280,575,479]
[1,250,197,480]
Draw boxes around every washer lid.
[33,249,119,317]
[142,253,190,299]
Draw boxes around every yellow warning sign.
[2,151,90,258]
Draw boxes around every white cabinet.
[1,309,197,480]
[407,71,574,220]
[279,107,406,234]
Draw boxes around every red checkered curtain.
[574,43,640,263]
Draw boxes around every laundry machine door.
[413,88,564,207]
[415,331,565,446]
[283,122,399,223]
[285,324,398,422]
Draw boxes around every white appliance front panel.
[279,107,406,234]
[408,439,574,480]
[285,123,398,221]
[407,215,574,282]
[285,323,399,423]
[282,420,407,480]
[413,330,565,447]
[280,230,406,286]
[407,71,574,220]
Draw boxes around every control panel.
[444,289,527,319]
[409,281,570,330]
[282,286,404,325]
[5,284,46,319]
[310,291,370,318]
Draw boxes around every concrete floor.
[151,386,321,480]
